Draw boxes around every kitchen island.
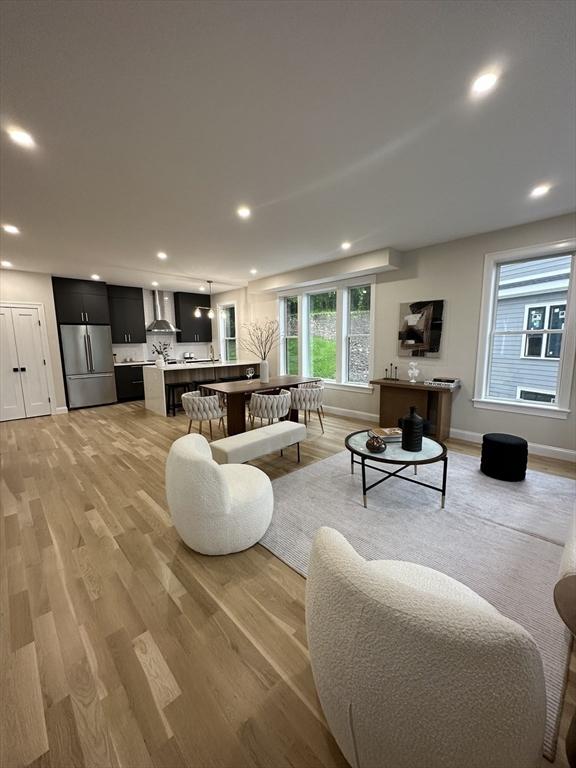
[143,360,260,416]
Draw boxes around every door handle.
[87,335,94,371]
[20,367,26,372]
[84,334,90,370]
[12,367,19,372]
[85,312,89,322]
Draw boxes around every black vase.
[401,406,423,452]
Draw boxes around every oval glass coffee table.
[345,430,448,509]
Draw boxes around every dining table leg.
[225,392,248,435]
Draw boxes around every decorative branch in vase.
[240,320,280,383]
[151,341,171,367]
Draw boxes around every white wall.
[249,213,576,452]
[0,269,67,410]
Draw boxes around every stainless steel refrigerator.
[60,325,117,408]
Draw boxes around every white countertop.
[143,359,259,372]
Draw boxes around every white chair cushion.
[211,421,307,464]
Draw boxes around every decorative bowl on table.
[365,434,387,453]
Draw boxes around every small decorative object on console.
[423,377,461,389]
[401,406,423,451]
[246,367,255,379]
[407,361,420,383]
[365,434,387,453]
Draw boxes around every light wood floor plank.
[1,402,573,768]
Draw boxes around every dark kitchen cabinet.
[52,277,110,324]
[174,292,212,343]
[107,285,146,343]
[114,365,145,401]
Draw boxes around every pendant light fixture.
[193,280,215,318]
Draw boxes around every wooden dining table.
[199,375,321,435]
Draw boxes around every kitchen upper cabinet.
[52,277,110,325]
[107,285,146,343]
[174,292,212,343]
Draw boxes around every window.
[346,285,371,383]
[308,290,338,380]
[283,296,299,375]
[517,387,556,404]
[474,243,575,418]
[219,304,237,362]
[522,303,566,359]
[279,279,374,386]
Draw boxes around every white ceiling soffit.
[248,249,401,292]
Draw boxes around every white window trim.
[473,239,575,419]
[217,301,237,362]
[516,386,557,404]
[520,301,565,360]
[278,275,376,385]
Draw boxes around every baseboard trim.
[449,428,576,463]
[53,406,68,415]
[323,405,379,423]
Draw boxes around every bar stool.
[166,382,192,417]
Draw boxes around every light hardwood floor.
[0,402,574,768]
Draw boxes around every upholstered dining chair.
[299,380,325,417]
[249,388,291,428]
[181,391,226,439]
[291,385,324,432]
[306,527,546,768]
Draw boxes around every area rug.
[261,450,576,760]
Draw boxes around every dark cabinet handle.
[20,367,26,372]
[13,367,18,372]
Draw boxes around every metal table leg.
[361,456,367,508]
[441,456,448,508]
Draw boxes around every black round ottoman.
[480,433,528,482]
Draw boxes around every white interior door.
[11,307,51,418]
[0,307,26,421]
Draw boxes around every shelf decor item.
[365,434,387,453]
[407,361,420,383]
[240,319,280,384]
[401,406,424,451]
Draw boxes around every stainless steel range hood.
[146,290,181,333]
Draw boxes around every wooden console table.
[370,379,460,441]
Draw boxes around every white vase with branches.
[240,320,280,383]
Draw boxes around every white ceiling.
[1,0,575,293]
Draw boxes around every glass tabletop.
[345,431,446,464]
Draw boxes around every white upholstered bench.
[210,421,307,465]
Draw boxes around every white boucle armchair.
[165,434,273,555]
[306,527,546,768]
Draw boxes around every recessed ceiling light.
[470,70,500,98]
[91,274,100,280]
[6,126,36,148]
[2,224,20,235]
[157,251,168,260]
[1,260,13,268]
[555,242,570,249]
[199,285,206,291]
[250,268,258,275]
[236,206,251,219]
[341,241,351,251]
[529,183,552,199]
[151,281,159,287]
